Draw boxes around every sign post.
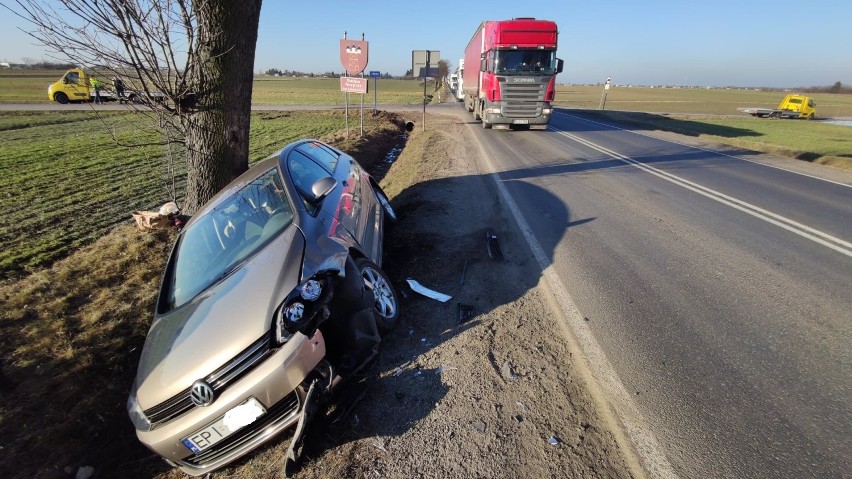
[599,76,612,110]
[412,50,440,130]
[369,70,380,114]
[340,32,369,137]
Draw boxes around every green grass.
[572,110,852,169]
[0,69,61,103]
[0,111,404,479]
[0,110,385,279]
[554,85,852,117]
[0,69,431,104]
[252,76,429,105]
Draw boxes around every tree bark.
[183,0,262,214]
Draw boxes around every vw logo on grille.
[190,380,215,407]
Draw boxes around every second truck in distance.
[463,18,563,129]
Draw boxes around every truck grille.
[499,77,547,118]
[143,335,273,428]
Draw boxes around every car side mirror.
[556,58,564,74]
[62,78,70,84]
[307,177,337,205]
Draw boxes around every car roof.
[185,139,325,228]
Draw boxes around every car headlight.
[273,274,334,345]
[127,392,152,432]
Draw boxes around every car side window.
[287,150,332,208]
[295,141,339,173]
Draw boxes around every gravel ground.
[289,112,642,479]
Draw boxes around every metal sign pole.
[423,51,429,131]
[599,76,611,110]
[360,33,365,137]
[343,32,349,136]
[374,76,377,114]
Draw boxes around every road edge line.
[468,124,679,479]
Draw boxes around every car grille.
[144,335,273,428]
[499,77,547,118]
[179,391,301,467]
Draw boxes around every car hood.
[133,225,305,409]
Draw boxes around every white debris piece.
[406,279,452,302]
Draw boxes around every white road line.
[553,111,852,188]
[469,126,679,479]
[548,127,852,258]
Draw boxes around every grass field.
[0,69,432,105]
[554,85,852,118]
[0,109,392,280]
[0,110,405,478]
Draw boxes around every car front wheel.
[356,258,398,334]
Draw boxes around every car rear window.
[165,168,294,309]
[294,141,339,173]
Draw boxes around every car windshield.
[167,168,294,308]
[494,49,556,75]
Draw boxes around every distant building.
[0,62,10,68]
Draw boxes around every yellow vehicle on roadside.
[737,94,817,119]
[47,68,112,104]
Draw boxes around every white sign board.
[340,76,368,94]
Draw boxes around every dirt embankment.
[285,111,641,478]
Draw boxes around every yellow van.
[776,94,816,119]
[739,94,816,119]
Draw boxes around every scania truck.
[463,18,563,129]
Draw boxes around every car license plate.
[181,397,266,454]
[513,119,529,124]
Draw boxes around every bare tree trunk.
[183,0,262,214]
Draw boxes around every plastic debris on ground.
[548,436,560,446]
[486,231,503,260]
[406,279,452,302]
[458,303,476,323]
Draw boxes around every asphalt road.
[447,104,852,479]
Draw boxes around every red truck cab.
[463,18,563,129]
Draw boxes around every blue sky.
[3,0,851,88]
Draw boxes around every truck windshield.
[493,49,556,75]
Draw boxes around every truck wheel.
[482,118,492,129]
[54,92,69,104]
[807,113,814,120]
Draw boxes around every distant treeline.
[1,61,76,69]
[795,82,851,94]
